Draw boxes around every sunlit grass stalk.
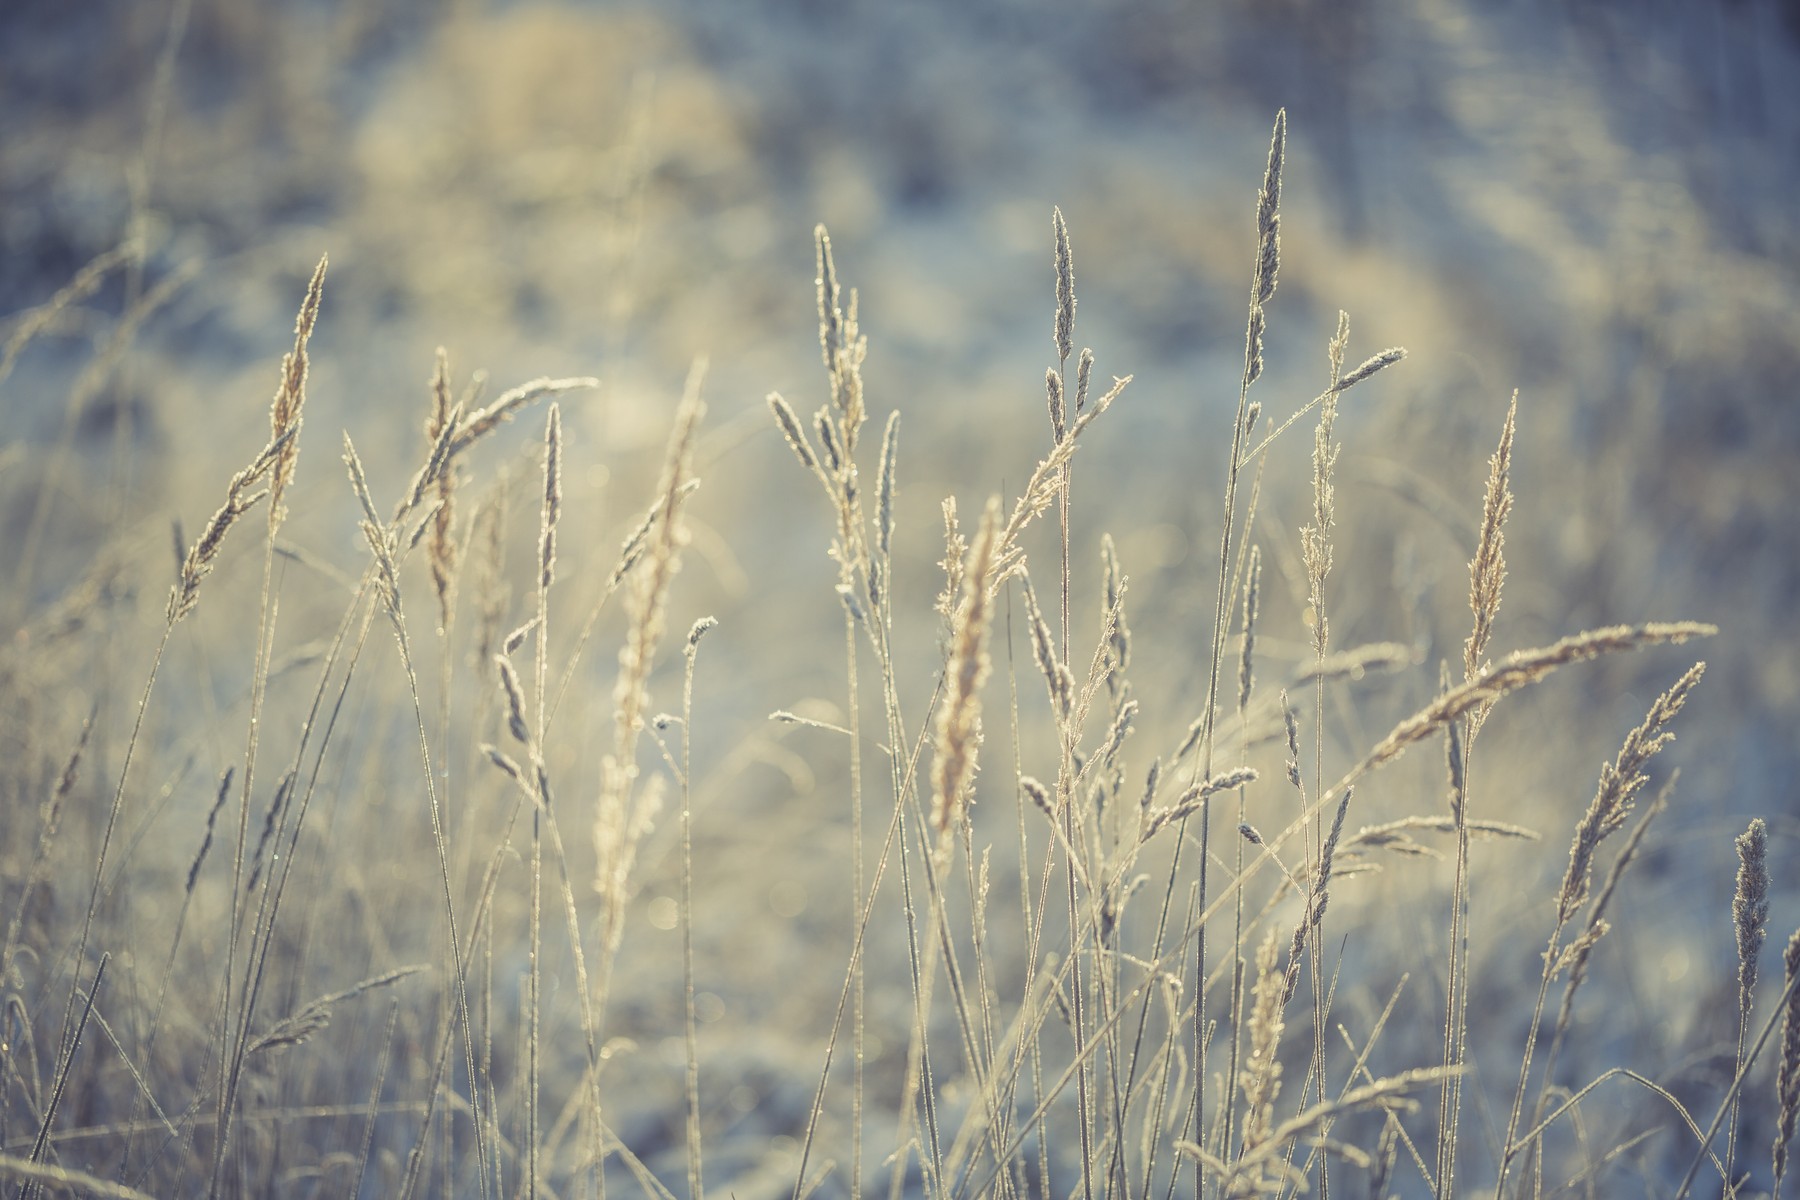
[903,495,1005,1197]
[1438,391,1515,1199]
[1495,660,1709,1199]
[1725,818,1770,1191]
[682,617,717,1200]
[337,440,483,1199]
[1218,544,1261,1181]
[1435,684,1469,1200]
[1001,594,1056,1196]
[771,275,935,1200]
[524,402,561,1200]
[594,366,704,1011]
[202,254,325,1199]
[1045,204,1098,1200]
[1163,109,1283,1200]
[774,229,944,1200]
[1298,309,1348,1200]
[30,265,294,1195]
[1773,929,1800,1197]
[425,347,463,1199]
[846,546,868,1200]
[578,368,704,1200]
[865,407,900,1199]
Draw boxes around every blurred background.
[3,0,1798,1194]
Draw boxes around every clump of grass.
[2,106,1776,1200]
[760,108,1733,1200]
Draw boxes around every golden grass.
[4,107,1788,1200]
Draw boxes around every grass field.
[2,3,1798,1198]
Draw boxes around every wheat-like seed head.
[990,371,1129,584]
[1301,314,1345,655]
[166,425,295,623]
[834,289,866,450]
[812,227,867,454]
[342,435,402,613]
[935,496,965,627]
[767,391,818,474]
[183,767,233,898]
[1281,690,1302,791]
[594,371,704,956]
[1140,768,1258,842]
[1018,571,1072,721]
[496,654,530,745]
[482,743,525,787]
[871,410,900,615]
[1240,929,1286,1156]
[1558,660,1707,924]
[813,407,843,476]
[1341,816,1537,862]
[1734,818,1770,1013]
[1255,111,1285,289]
[245,967,424,1059]
[930,495,1001,843]
[1317,786,1351,902]
[1280,784,1353,1005]
[425,349,459,631]
[1444,663,1466,823]
[1242,109,1285,390]
[449,375,597,458]
[815,224,842,372]
[1466,392,1517,694]
[243,769,296,897]
[1361,625,1713,786]
[1094,697,1138,779]
[1238,544,1262,711]
[1052,205,1075,365]
[608,481,699,593]
[471,490,508,669]
[1102,534,1130,685]
[875,411,899,557]
[1774,929,1800,1189]
[1336,348,1406,391]
[425,346,453,446]
[687,616,717,655]
[613,376,704,762]
[268,255,327,525]
[539,403,562,591]
[1326,306,1349,386]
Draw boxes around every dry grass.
[0,92,1791,1200]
